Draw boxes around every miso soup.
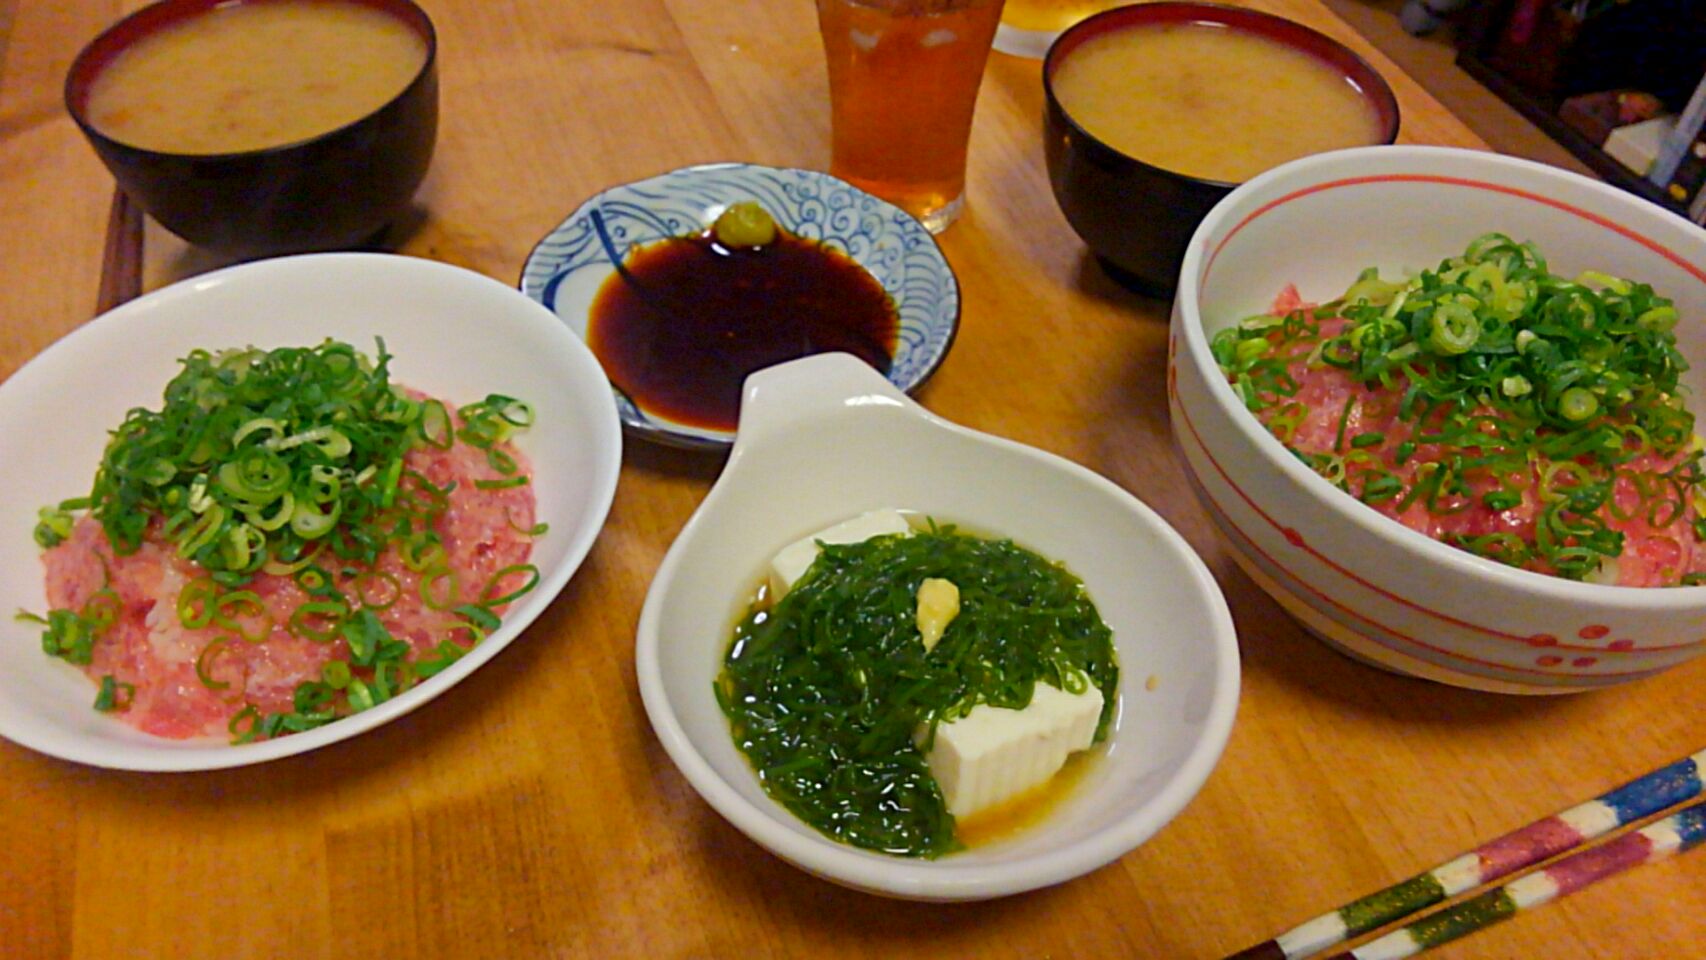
[1051,21,1384,183]
[87,1,427,155]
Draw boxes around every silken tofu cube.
[768,508,912,598]
[924,680,1105,819]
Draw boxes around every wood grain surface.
[1,2,1702,958]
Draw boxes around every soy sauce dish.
[521,162,959,450]
[636,353,1239,900]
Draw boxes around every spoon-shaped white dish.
[636,352,1239,900]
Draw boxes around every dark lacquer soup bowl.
[1042,2,1399,296]
[65,0,438,260]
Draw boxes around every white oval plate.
[0,254,621,771]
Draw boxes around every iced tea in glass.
[816,0,1004,233]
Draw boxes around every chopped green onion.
[213,590,272,644]
[340,609,404,668]
[478,564,540,608]
[33,505,77,548]
[289,497,340,539]
[287,600,348,643]
[419,568,460,610]
[453,603,502,633]
[414,640,469,679]
[398,534,447,573]
[1638,305,1679,332]
[322,659,353,690]
[353,570,402,610]
[506,513,548,537]
[1426,302,1480,354]
[293,681,335,715]
[229,704,262,744]
[1501,375,1533,397]
[418,400,454,449]
[83,590,121,633]
[195,640,233,691]
[345,679,375,712]
[1558,387,1599,423]
[295,564,335,596]
[33,598,114,665]
[1483,490,1524,511]
[93,675,134,712]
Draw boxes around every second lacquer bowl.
[635,353,1239,900]
[65,0,439,259]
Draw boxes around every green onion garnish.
[1212,233,1698,583]
[92,675,134,712]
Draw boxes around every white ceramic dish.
[0,254,622,770]
[1170,145,1706,693]
[520,162,960,451]
[636,353,1239,900]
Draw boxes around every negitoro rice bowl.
[0,254,621,770]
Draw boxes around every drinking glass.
[816,0,1004,234]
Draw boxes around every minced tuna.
[1214,235,1701,587]
[39,391,535,740]
[1259,290,1700,587]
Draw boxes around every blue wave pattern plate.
[520,162,960,450]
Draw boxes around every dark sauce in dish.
[587,229,899,432]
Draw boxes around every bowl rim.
[517,160,962,453]
[64,0,439,160]
[634,355,1240,899]
[0,252,623,771]
[1174,143,1706,612]
[1041,0,1401,189]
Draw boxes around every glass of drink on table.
[992,0,1123,57]
[815,0,1004,234]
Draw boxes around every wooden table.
[2,2,1701,958]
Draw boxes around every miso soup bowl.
[65,0,438,260]
[1170,145,1706,694]
[636,353,1240,900]
[1042,2,1399,296]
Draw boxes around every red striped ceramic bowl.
[1169,145,1706,693]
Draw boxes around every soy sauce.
[587,230,899,433]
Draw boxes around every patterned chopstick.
[1224,748,1706,960]
[1320,800,1706,960]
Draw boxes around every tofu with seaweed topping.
[719,510,1118,857]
